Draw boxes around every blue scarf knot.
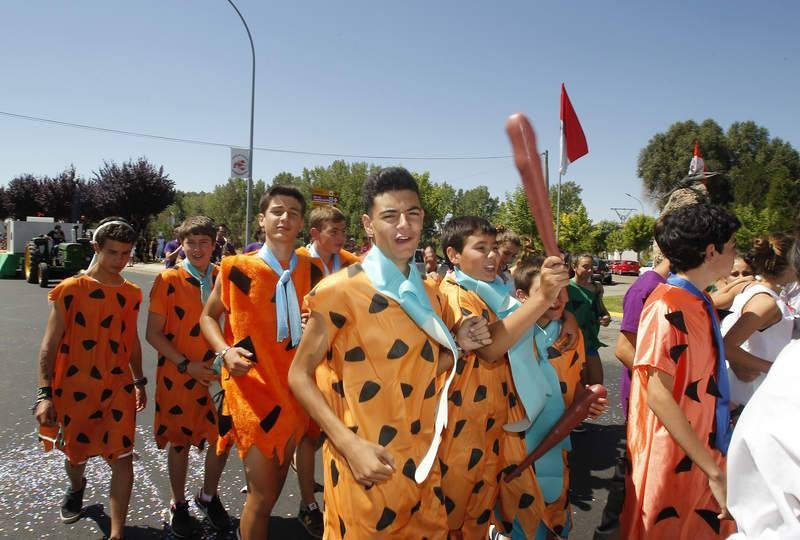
[258,245,302,347]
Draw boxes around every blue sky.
[1,1,798,222]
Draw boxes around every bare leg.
[296,435,319,506]
[167,444,189,503]
[108,455,133,540]
[584,354,604,385]
[64,458,86,491]
[202,446,230,496]
[240,446,293,540]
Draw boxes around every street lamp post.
[227,0,256,248]
[625,192,644,215]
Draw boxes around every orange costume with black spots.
[539,329,586,534]
[216,253,323,461]
[437,278,544,538]
[149,265,220,451]
[40,275,142,464]
[622,284,735,539]
[305,264,454,539]
[296,246,361,276]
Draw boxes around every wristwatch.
[133,377,148,387]
[176,358,190,374]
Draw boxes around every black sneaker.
[60,478,86,524]
[169,500,195,538]
[194,493,230,531]
[297,502,324,539]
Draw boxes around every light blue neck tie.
[257,244,302,347]
[182,260,214,305]
[307,242,340,276]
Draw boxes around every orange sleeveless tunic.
[216,253,323,461]
[305,264,455,538]
[41,275,142,464]
[149,264,220,450]
[437,278,545,538]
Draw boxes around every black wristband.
[36,386,53,402]
[133,377,148,387]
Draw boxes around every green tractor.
[24,235,93,287]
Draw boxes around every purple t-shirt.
[243,242,263,253]
[619,270,667,416]
[163,239,183,269]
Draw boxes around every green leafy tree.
[454,186,499,223]
[734,204,782,249]
[3,174,46,218]
[549,180,584,216]
[496,186,540,241]
[622,214,656,258]
[590,220,620,256]
[606,228,626,253]
[558,206,593,253]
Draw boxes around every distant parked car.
[592,256,613,284]
[639,261,654,275]
[607,260,621,273]
[613,260,640,275]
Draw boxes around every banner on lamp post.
[230,148,251,178]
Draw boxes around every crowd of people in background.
[30,166,800,539]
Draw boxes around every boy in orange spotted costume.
[290,168,491,538]
[146,216,231,537]
[293,204,361,536]
[34,217,144,540]
[437,216,570,539]
[200,185,324,540]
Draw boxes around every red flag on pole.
[559,83,589,175]
[688,141,706,175]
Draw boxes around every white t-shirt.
[727,339,800,539]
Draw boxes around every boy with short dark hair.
[289,167,490,538]
[297,205,361,276]
[622,203,740,539]
[437,216,571,539]
[34,217,144,540]
[200,185,324,540]
[146,215,231,537]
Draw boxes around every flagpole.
[555,172,562,241]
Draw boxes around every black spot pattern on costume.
[439,458,448,476]
[76,433,90,444]
[329,311,346,328]
[411,500,422,515]
[453,419,467,438]
[166,283,176,295]
[111,366,124,374]
[375,507,396,531]
[73,392,87,402]
[122,435,132,448]
[456,358,466,374]
[654,506,679,523]
[560,381,568,394]
[169,405,183,415]
[685,379,701,402]
[64,294,74,310]
[339,517,346,537]
[66,365,79,377]
[184,379,197,390]
[156,424,167,436]
[174,306,185,320]
[401,383,413,398]
[433,486,444,504]
[378,425,398,446]
[163,377,173,390]
[473,385,487,402]
[423,378,436,399]
[310,263,324,289]
[259,406,282,432]
[665,311,688,334]
[444,495,456,514]
[75,312,86,326]
[477,509,492,524]
[669,344,689,363]
[344,347,366,362]
[330,459,339,487]
[519,493,535,509]
[90,366,102,380]
[460,307,473,317]
[116,292,126,308]
[472,480,485,493]
[218,414,233,436]
[89,410,102,420]
[228,266,251,295]
[189,323,201,337]
[706,375,722,398]
[197,396,208,406]
[206,411,215,424]
[695,509,721,534]
[102,431,109,444]
[410,419,421,434]
[402,458,416,480]
[486,418,495,431]
[492,439,500,455]
[570,350,580,367]
[501,382,509,396]
[109,340,119,354]
[124,384,134,393]
[420,340,434,362]
[100,315,113,328]
[112,409,123,422]
[547,346,561,359]
[359,381,381,402]
[82,340,96,351]
[63,415,71,426]
[89,289,105,299]
[186,276,201,287]
[60,344,70,354]
[101,389,112,401]
[481,308,490,321]
[450,390,463,406]
[509,392,518,408]
[674,454,693,473]
[332,381,345,397]
[181,427,193,437]
[54,388,62,397]
[369,293,389,313]
[468,448,483,470]
[202,350,216,363]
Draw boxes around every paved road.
[0,266,633,539]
